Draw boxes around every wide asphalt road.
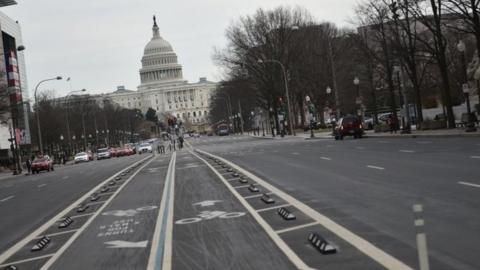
[189,134,480,270]
[0,154,145,256]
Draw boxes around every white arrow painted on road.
[104,240,148,248]
[193,200,222,207]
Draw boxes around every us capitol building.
[101,17,216,128]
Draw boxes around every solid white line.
[367,165,385,170]
[161,153,176,270]
[191,151,311,270]
[470,156,480,159]
[243,193,271,199]
[399,150,415,153]
[198,149,412,270]
[458,181,480,188]
[147,152,176,270]
[0,195,14,202]
[34,229,78,239]
[0,253,55,268]
[38,184,47,188]
[36,156,154,270]
[256,203,290,213]
[234,184,251,189]
[275,222,319,234]
[320,157,331,161]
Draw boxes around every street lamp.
[353,76,361,116]
[462,84,477,132]
[306,95,316,138]
[34,76,63,154]
[257,58,295,136]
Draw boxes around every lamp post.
[34,76,63,154]
[257,59,295,136]
[353,77,362,118]
[260,110,265,136]
[65,89,87,154]
[462,84,477,132]
[393,66,412,134]
[269,107,275,137]
[306,95,316,138]
[457,40,477,132]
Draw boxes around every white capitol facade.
[104,17,216,127]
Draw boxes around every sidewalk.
[296,128,480,140]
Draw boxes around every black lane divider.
[90,193,100,202]
[261,193,275,204]
[115,176,122,181]
[239,177,248,184]
[76,204,89,213]
[100,186,110,193]
[248,184,260,192]
[4,265,18,270]
[232,172,240,178]
[308,233,337,254]
[278,207,296,220]
[31,236,50,252]
[108,180,116,186]
[226,168,233,172]
[58,217,74,228]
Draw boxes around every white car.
[138,143,153,153]
[74,152,90,163]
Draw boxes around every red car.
[109,148,117,157]
[334,116,364,140]
[31,156,54,174]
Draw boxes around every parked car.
[97,148,111,160]
[364,117,374,130]
[109,148,118,158]
[334,116,364,140]
[74,152,90,163]
[217,124,229,136]
[138,143,153,153]
[31,156,54,173]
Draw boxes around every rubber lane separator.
[197,149,413,270]
[191,151,311,270]
[39,156,155,270]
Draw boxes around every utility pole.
[237,100,244,134]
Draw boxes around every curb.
[300,132,480,140]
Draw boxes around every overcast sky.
[3,0,357,98]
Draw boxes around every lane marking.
[243,193,272,199]
[355,146,365,150]
[234,184,251,189]
[38,184,47,188]
[367,165,385,170]
[0,195,14,202]
[458,181,480,188]
[275,222,320,234]
[0,156,155,268]
[147,152,176,270]
[470,156,480,159]
[399,150,415,153]
[0,253,55,268]
[198,149,412,270]
[256,204,291,213]
[378,140,389,143]
[62,176,69,180]
[417,141,432,144]
[191,151,311,270]
[34,229,78,239]
[292,152,300,155]
[320,157,331,161]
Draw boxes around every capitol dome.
[139,16,185,90]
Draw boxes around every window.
[193,111,197,117]
[199,111,202,116]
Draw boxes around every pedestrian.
[25,158,31,174]
[179,136,184,149]
[388,114,397,134]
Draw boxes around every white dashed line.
[378,141,389,143]
[38,184,47,188]
[320,157,331,161]
[0,195,14,202]
[276,221,320,234]
[355,146,365,150]
[458,181,480,188]
[399,150,415,153]
[62,176,69,180]
[417,141,432,144]
[367,165,385,170]
[470,156,480,159]
[292,152,300,155]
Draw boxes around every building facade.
[0,9,31,162]
[104,17,216,129]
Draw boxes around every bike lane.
[171,151,295,270]
[46,154,171,270]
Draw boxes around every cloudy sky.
[3,0,357,98]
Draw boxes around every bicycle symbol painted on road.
[175,211,246,225]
